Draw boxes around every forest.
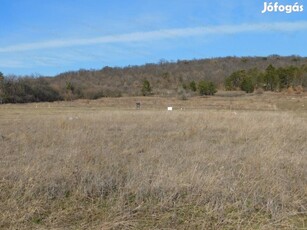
[0,55,306,103]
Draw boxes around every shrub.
[198,80,217,96]
[177,86,188,100]
[240,77,255,93]
[90,90,105,100]
[224,70,246,90]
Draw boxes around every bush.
[198,80,217,96]
[88,90,105,100]
[224,70,246,90]
[32,85,62,102]
[177,86,188,100]
[240,77,254,93]
[0,77,62,103]
[104,89,122,97]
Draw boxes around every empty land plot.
[0,94,306,229]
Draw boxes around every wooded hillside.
[1,55,307,103]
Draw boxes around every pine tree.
[141,80,152,96]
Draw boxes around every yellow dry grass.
[0,93,306,229]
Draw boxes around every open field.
[0,92,307,229]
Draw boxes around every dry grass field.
[0,92,307,229]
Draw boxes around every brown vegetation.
[1,56,307,103]
[0,93,306,229]
[48,55,307,98]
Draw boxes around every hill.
[1,55,307,103]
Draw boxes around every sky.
[0,0,307,76]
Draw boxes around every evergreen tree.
[264,65,279,91]
[65,81,74,101]
[189,81,197,92]
[224,70,247,90]
[141,80,152,96]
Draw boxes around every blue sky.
[0,0,307,76]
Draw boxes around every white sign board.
[167,107,173,111]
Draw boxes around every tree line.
[0,74,61,103]
[1,56,307,103]
[224,64,307,93]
